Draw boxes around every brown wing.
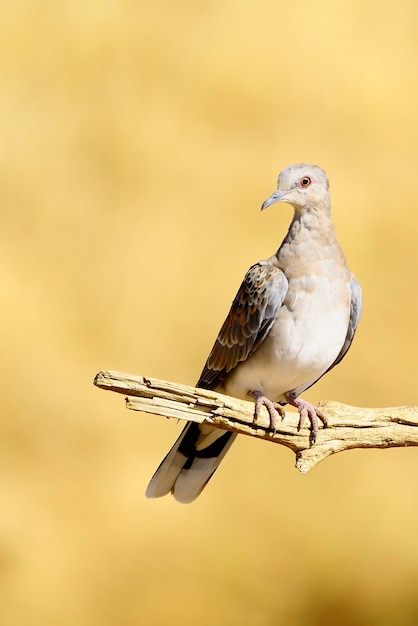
[197,262,288,390]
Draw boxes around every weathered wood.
[93,370,418,473]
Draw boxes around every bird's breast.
[220,273,351,402]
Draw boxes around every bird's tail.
[145,422,237,503]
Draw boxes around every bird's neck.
[274,207,344,270]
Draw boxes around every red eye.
[300,176,311,187]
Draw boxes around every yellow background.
[1,1,418,624]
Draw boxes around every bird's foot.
[248,390,286,435]
[285,395,328,443]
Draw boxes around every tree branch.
[93,370,418,473]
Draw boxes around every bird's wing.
[147,261,288,503]
[295,274,362,398]
[326,274,362,372]
[197,262,288,390]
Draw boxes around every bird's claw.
[285,396,328,444]
[249,391,285,435]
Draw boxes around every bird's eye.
[300,176,311,187]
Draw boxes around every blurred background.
[1,1,418,624]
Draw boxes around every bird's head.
[261,164,330,214]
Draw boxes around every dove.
[146,163,362,503]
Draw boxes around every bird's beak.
[261,189,289,211]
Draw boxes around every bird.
[146,163,362,503]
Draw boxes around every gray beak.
[261,189,289,211]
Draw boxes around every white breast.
[219,274,350,403]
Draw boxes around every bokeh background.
[1,1,418,624]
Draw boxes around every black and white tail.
[146,423,236,503]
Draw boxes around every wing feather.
[197,262,288,390]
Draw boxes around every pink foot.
[248,390,286,434]
[285,395,328,443]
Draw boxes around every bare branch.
[93,370,418,473]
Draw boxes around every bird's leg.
[248,390,286,435]
[285,394,328,443]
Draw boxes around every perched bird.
[146,164,362,503]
